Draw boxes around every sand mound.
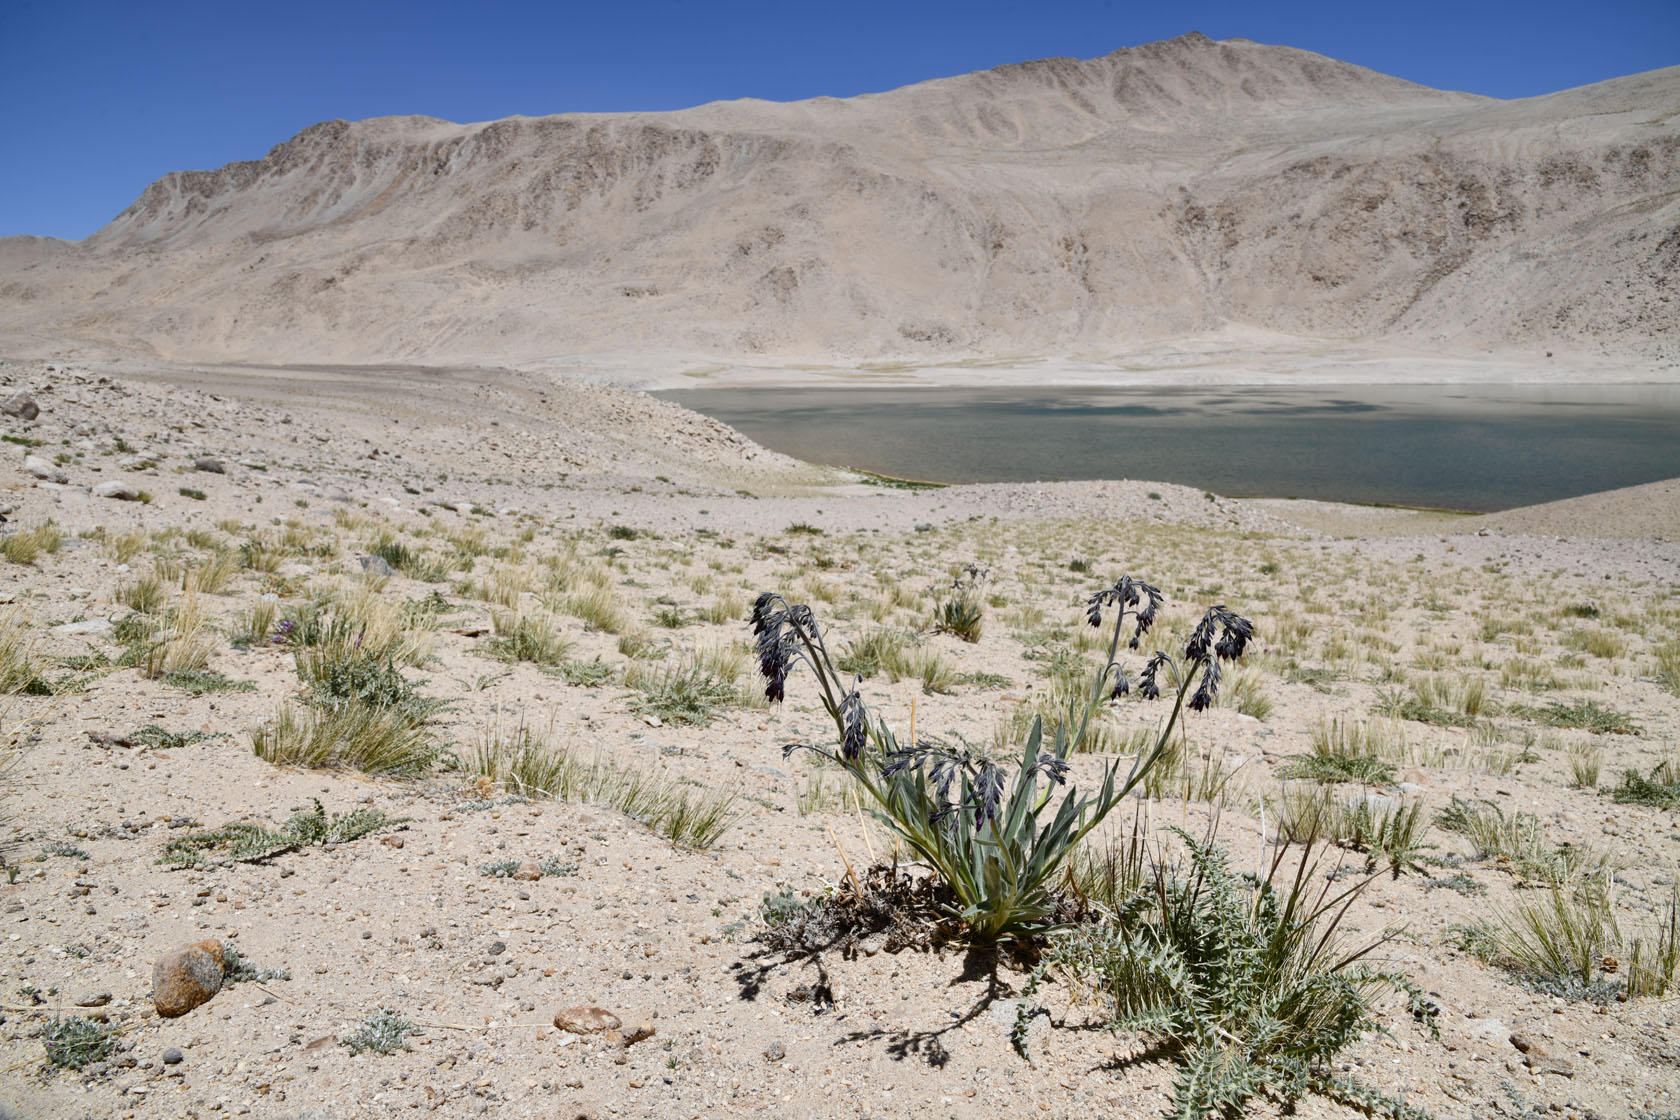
[1467,476,1680,540]
[1,33,1675,374]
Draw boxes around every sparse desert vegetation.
[0,360,1674,1119]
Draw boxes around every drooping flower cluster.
[1086,575,1164,648]
[1184,605,1254,711]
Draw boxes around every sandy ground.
[0,358,1676,1120]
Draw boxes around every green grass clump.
[485,610,573,666]
[1028,832,1435,1119]
[162,669,256,695]
[1277,786,1432,878]
[342,1009,419,1055]
[1455,884,1678,1002]
[162,799,406,868]
[1510,699,1640,736]
[1434,796,1619,885]
[467,721,738,849]
[931,567,985,643]
[1608,757,1680,810]
[1,523,62,566]
[550,655,616,687]
[42,1015,115,1070]
[625,647,748,726]
[178,487,207,501]
[252,702,438,775]
[0,611,50,695]
[1279,719,1398,785]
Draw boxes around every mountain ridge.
[2,33,1675,374]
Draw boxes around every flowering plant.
[751,576,1251,941]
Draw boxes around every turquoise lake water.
[660,383,1680,511]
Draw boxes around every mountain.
[2,32,1675,373]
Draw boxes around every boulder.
[1,394,39,421]
[92,480,141,501]
[152,939,226,1018]
[22,455,65,483]
[192,457,226,474]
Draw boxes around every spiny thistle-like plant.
[750,576,1251,941]
[1024,830,1437,1120]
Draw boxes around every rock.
[485,939,507,959]
[192,457,226,474]
[763,1040,786,1062]
[1463,1017,1507,1044]
[2,394,40,420]
[22,455,66,483]
[161,1046,184,1065]
[554,1006,620,1035]
[1529,1055,1576,1077]
[511,862,542,881]
[151,939,225,1018]
[623,1022,656,1046]
[1509,1031,1547,1056]
[92,480,141,501]
[359,555,398,578]
[52,618,113,636]
[75,991,112,1008]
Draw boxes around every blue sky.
[3,0,1675,240]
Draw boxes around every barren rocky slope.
[2,33,1676,373]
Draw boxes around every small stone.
[485,939,506,958]
[763,1040,786,1062]
[192,457,226,474]
[553,1006,620,1035]
[511,862,542,881]
[151,939,226,1017]
[623,1022,656,1046]
[75,991,112,1008]
[92,480,141,501]
[1509,1031,1547,1056]
[2,394,40,421]
[1530,1055,1575,1077]
[161,1047,184,1065]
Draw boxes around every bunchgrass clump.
[1277,786,1432,878]
[1457,883,1678,1001]
[161,799,406,868]
[1280,719,1398,785]
[467,719,739,849]
[486,610,572,666]
[252,702,438,775]
[1025,830,1436,1119]
[342,1009,419,1055]
[42,1015,115,1071]
[750,574,1252,942]
[0,610,50,695]
[931,565,986,643]
[625,647,747,726]
[1434,796,1619,885]
[1,523,62,566]
[1567,741,1602,789]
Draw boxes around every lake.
[659,383,1680,512]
